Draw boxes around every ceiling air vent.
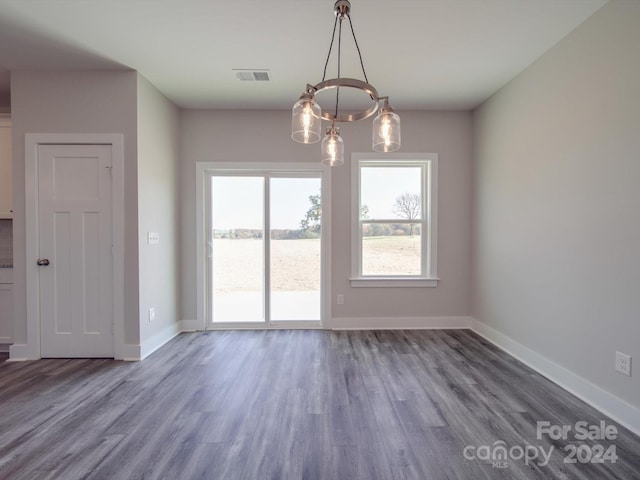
[234,69,271,81]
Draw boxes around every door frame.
[195,162,332,330]
[21,134,125,360]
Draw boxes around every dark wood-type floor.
[0,330,639,480]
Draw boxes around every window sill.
[349,277,439,288]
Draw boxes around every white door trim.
[21,134,125,360]
[195,162,332,331]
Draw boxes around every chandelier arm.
[346,13,370,88]
[322,15,340,82]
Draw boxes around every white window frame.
[350,153,438,287]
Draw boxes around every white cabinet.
[0,118,12,218]
[0,282,12,344]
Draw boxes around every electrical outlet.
[615,352,631,376]
[337,294,344,305]
[149,307,156,323]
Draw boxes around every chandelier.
[291,0,401,166]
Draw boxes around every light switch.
[147,232,160,245]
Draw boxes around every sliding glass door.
[210,176,265,323]
[206,170,324,327]
[270,177,321,321]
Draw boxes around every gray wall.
[179,109,473,323]
[0,70,9,113]
[11,70,141,345]
[472,1,640,409]
[136,74,180,345]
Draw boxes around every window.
[351,153,438,287]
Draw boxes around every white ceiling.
[0,0,606,111]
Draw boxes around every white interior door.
[38,144,114,357]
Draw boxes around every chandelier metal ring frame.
[291,0,401,165]
[312,78,379,123]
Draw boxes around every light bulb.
[380,114,392,147]
[302,103,313,142]
[327,137,337,161]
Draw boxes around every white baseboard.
[8,342,144,362]
[119,343,142,362]
[328,316,472,330]
[181,319,202,332]
[8,343,35,361]
[181,317,471,331]
[139,322,183,360]
[471,318,640,437]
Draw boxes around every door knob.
[37,259,50,266]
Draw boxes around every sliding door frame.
[195,162,331,330]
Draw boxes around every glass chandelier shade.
[372,100,401,152]
[291,90,322,144]
[321,125,344,166]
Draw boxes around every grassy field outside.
[212,238,320,293]
[362,235,421,276]
[212,236,421,293]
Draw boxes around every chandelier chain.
[322,15,340,83]
[335,15,343,119]
[346,14,369,85]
